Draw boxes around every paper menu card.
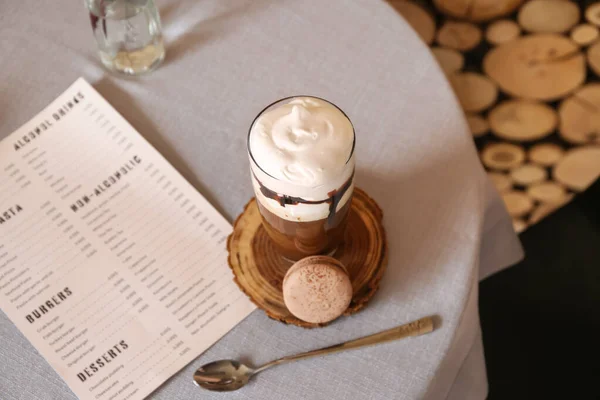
[0,78,256,400]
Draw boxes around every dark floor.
[480,178,600,399]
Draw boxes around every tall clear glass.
[248,96,356,261]
[85,0,165,75]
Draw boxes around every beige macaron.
[282,256,353,324]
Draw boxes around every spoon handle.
[257,316,434,372]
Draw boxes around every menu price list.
[0,78,255,400]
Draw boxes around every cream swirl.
[249,97,354,187]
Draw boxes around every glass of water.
[85,0,165,75]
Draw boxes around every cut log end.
[437,21,483,51]
[512,218,528,233]
[553,146,600,191]
[528,143,565,166]
[432,47,464,75]
[483,34,586,101]
[481,143,526,170]
[390,1,436,45]
[518,0,580,34]
[489,100,557,141]
[433,0,523,22]
[585,3,600,27]
[466,113,489,137]
[559,84,600,144]
[502,190,534,217]
[587,41,600,77]
[488,172,513,192]
[527,181,567,203]
[486,19,521,45]
[450,72,498,113]
[571,24,599,47]
[510,164,548,186]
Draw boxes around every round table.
[0,1,522,399]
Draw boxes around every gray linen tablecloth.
[0,1,523,399]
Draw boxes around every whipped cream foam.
[248,97,355,221]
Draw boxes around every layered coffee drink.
[248,96,355,261]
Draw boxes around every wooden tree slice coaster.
[390,1,436,45]
[483,34,586,101]
[527,181,567,203]
[486,20,521,45]
[518,0,580,34]
[433,0,523,22]
[502,190,534,217]
[431,47,464,75]
[488,172,513,193]
[559,84,600,144]
[585,3,600,27]
[450,72,498,113]
[571,24,599,47]
[481,143,526,170]
[528,143,565,166]
[437,21,483,51]
[489,100,557,142]
[466,113,489,137]
[553,146,600,191]
[510,164,547,186]
[227,188,387,328]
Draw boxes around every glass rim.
[247,95,356,183]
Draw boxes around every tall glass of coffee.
[248,96,355,261]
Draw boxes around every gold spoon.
[193,316,434,392]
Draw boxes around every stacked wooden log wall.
[389,0,600,232]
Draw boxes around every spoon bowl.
[193,360,255,391]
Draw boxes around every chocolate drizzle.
[253,171,355,226]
